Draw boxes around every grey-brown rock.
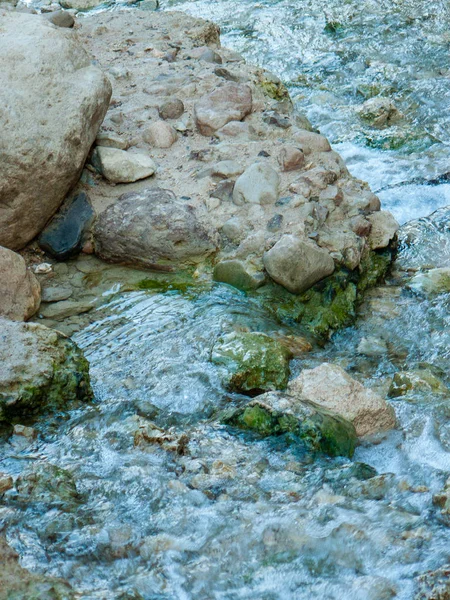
[94,188,218,269]
[367,211,399,249]
[233,163,280,206]
[288,363,396,437]
[0,246,40,321]
[293,130,331,154]
[158,98,184,120]
[143,121,178,148]
[42,10,74,28]
[278,146,305,171]
[0,12,111,250]
[263,235,335,294]
[194,83,252,136]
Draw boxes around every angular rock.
[38,192,95,261]
[0,473,13,495]
[278,145,305,171]
[143,120,178,148]
[95,131,128,150]
[194,83,252,136]
[408,268,450,296]
[288,363,396,437]
[389,370,448,398]
[0,318,93,423]
[233,163,280,206]
[358,97,402,128]
[0,13,111,249]
[158,97,184,120]
[0,246,40,321]
[367,211,399,249]
[222,391,357,458]
[93,147,156,183]
[263,235,335,294]
[41,285,73,303]
[94,188,218,270]
[211,332,291,394]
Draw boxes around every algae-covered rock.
[408,268,450,297]
[389,370,449,398]
[222,391,357,458]
[15,463,82,510]
[0,318,93,423]
[211,332,291,394]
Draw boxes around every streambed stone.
[92,147,156,183]
[0,246,41,321]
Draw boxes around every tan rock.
[278,146,305,171]
[93,147,156,183]
[0,246,40,321]
[367,211,399,249]
[288,363,396,437]
[143,120,178,148]
[194,83,252,136]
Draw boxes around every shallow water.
[3,0,450,597]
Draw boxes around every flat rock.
[0,246,40,321]
[94,187,219,270]
[288,363,396,437]
[93,147,156,183]
[0,318,93,423]
[194,83,252,136]
[41,285,73,303]
[38,192,95,261]
[263,235,335,294]
[233,163,280,205]
[39,299,94,320]
[0,12,111,249]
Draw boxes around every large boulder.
[222,391,357,458]
[0,12,111,250]
[263,234,335,294]
[194,83,252,136]
[0,246,40,321]
[288,363,396,437]
[0,318,93,423]
[94,187,219,270]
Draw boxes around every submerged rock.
[408,268,450,296]
[0,318,93,424]
[0,12,111,250]
[0,246,41,321]
[15,463,81,510]
[222,391,357,458]
[288,363,396,437]
[211,332,291,394]
[389,370,449,398]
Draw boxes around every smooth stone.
[38,192,95,261]
[210,160,244,179]
[41,285,73,302]
[143,120,178,148]
[288,363,396,437]
[0,246,40,321]
[59,0,104,8]
[292,130,331,154]
[233,163,280,206]
[42,10,74,27]
[39,299,94,320]
[194,83,252,136]
[278,145,305,172]
[158,98,184,120]
[93,147,156,183]
[213,260,265,291]
[263,235,335,294]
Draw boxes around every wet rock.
[0,12,111,250]
[222,391,357,458]
[0,473,13,494]
[358,97,402,128]
[92,147,156,183]
[0,318,93,423]
[43,10,75,28]
[143,120,178,148]
[408,268,450,296]
[16,463,81,509]
[213,260,265,291]
[39,299,94,320]
[134,421,189,454]
[263,235,335,294]
[0,246,41,321]
[211,332,291,394]
[60,0,103,8]
[194,83,252,136]
[357,336,388,357]
[158,97,185,120]
[288,363,396,437]
[233,163,280,205]
[13,424,37,439]
[389,370,449,398]
[415,567,450,600]
[278,145,305,172]
[41,285,73,303]
[38,192,95,261]
[367,211,399,249]
[94,187,218,270]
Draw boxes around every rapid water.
[2,0,450,598]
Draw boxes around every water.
[3,0,450,597]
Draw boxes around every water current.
[2,0,450,598]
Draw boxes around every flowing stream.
[2,0,450,597]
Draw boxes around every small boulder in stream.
[222,391,357,458]
[0,318,93,424]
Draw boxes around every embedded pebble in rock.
[278,145,305,171]
[194,83,252,136]
[143,120,178,148]
[233,163,280,205]
[288,363,396,437]
[358,97,402,128]
[209,160,244,179]
[92,147,156,183]
[263,235,335,294]
[0,246,40,321]
[293,130,332,154]
[42,10,74,28]
[158,97,184,120]
[38,192,95,261]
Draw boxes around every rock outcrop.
[0,246,40,321]
[0,12,111,249]
[0,318,93,423]
[288,363,396,437]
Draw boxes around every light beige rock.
[367,211,399,249]
[194,83,252,136]
[95,131,128,150]
[0,246,40,321]
[288,363,396,437]
[233,163,280,206]
[292,130,331,154]
[143,120,178,148]
[59,0,103,9]
[0,12,111,249]
[93,147,156,183]
[263,235,335,294]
